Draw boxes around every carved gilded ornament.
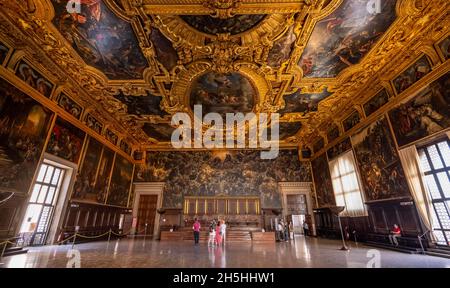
[0,0,448,151]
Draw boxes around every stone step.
[2,247,28,257]
[425,250,450,259]
[364,241,421,254]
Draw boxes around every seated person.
[388,224,402,246]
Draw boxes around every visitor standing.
[277,220,284,241]
[215,222,222,246]
[220,220,227,246]
[193,218,201,245]
[208,226,216,247]
[303,220,309,237]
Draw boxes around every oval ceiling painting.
[190,72,256,116]
[180,15,266,35]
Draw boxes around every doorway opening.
[136,195,158,236]
[19,162,65,245]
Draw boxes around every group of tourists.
[192,218,227,247]
[276,219,291,241]
[276,219,310,241]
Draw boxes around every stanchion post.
[144,223,148,242]
[72,226,80,249]
[107,228,112,243]
[0,242,8,264]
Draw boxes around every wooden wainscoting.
[59,201,131,243]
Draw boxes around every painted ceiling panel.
[51,0,148,80]
[299,0,398,78]
[180,14,266,35]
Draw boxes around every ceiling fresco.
[0,0,447,151]
[278,88,333,115]
[299,0,398,78]
[189,72,256,116]
[51,0,148,80]
[180,15,266,35]
[142,123,176,142]
[114,92,168,117]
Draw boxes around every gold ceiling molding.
[0,0,448,151]
[299,0,449,146]
[137,0,311,15]
[0,0,143,147]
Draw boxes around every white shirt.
[220,223,227,234]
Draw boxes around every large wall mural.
[351,117,410,202]
[180,15,266,35]
[46,117,85,164]
[107,154,133,207]
[278,88,332,115]
[72,137,103,203]
[94,146,115,204]
[299,0,398,78]
[311,154,335,207]
[389,72,450,147]
[189,72,256,116]
[0,78,53,193]
[135,150,311,209]
[51,0,147,80]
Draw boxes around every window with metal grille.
[418,139,450,246]
[19,163,65,246]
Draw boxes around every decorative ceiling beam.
[139,0,309,16]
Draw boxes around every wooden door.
[136,195,158,235]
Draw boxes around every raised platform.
[251,232,276,243]
[160,229,275,243]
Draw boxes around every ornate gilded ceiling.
[0,0,448,154]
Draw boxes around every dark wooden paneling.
[0,194,27,240]
[60,201,131,241]
[367,201,422,237]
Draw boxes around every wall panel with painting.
[70,136,134,208]
[0,77,54,239]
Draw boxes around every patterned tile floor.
[2,236,450,268]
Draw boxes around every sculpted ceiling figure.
[0,0,448,152]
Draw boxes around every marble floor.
[1,236,450,268]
